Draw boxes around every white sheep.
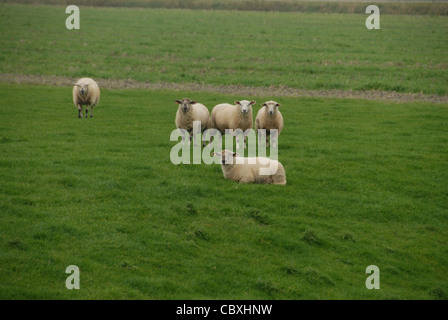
[72,78,100,118]
[175,97,210,145]
[255,100,283,148]
[213,150,287,185]
[209,100,255,149]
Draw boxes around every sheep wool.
[213,150,287,185]
[73,78,100,118]
[210,100,255,148]
[255,100,283,148]
[175,97,210,145]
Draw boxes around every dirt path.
[1,73,447,104]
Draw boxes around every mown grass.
[0,84,447,299]
[4,0,448,16]
[0,4,447,94]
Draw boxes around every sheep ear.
[189,100,197,105]
[175,100,182,104]
[250,100,256,105]
[276,103,281,107]
[234,101,240,105]
[261,103,267,107]
[233,152,239,157]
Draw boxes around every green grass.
[1,4,448,94]
[0,84,447,299]
[5,0,448,16]
[1,2,447,300]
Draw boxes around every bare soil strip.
[1,73,447,104]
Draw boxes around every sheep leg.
[202,131,206,147]
[90,105,94,118]
[192,133,197,147]
[181,131,190,145]
[238,177,254,184]
[191,128,198,147]
[85,106,89,118]
[266,136,270,148]
[77,105,82,118]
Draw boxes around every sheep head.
[235,100,255,115]
[212,150,239,165]
[175,98,197,113]
[74,83,90,98]
[262,101,281,116]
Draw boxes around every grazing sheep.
[255,100,283,148]
[73,78,100,118]
[209,100,255,149]
[213,150,286,185]
[175,97,210,145]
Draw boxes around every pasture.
[0,4,447,94]
[0,3,447,299]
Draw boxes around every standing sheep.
[255,100,283,148]
[213,150,286,185]
[175,97,210,145]
[209,100,255,149]
[73,78,100,118]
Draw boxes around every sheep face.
[235,100,255,115]
[75,83,89,98]
[175,98,197,113]
[213,150,238,165]
[262,101,281,116]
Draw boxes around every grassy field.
[0,4,447,94]
[0,3,447,300]
[0,84,447,299]
[5,0,448,15]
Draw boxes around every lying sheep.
[175,97,210,145]
[255,100,283,148]
[73,78,100,118]
[213,150,286,185]
[210,100,255,149]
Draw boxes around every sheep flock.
[71,78,286,185]
[174,96,286,185]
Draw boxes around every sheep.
[209,100,255,149]
[255,100,283,148]
[175,97,210,146]
[213,150,286,184]
[72,78,100,118]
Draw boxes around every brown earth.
[1,73,447,104]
